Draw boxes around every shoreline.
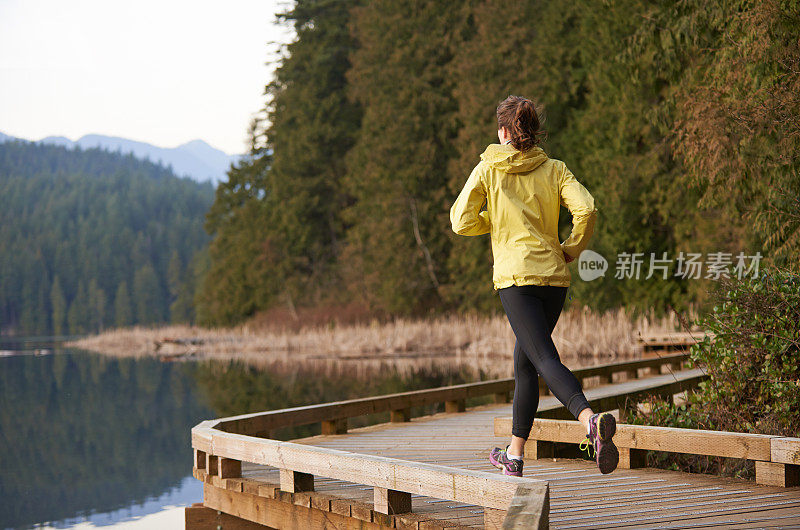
[66,306,690,378]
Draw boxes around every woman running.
[449,95,618,476]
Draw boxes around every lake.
[0,338,480,529]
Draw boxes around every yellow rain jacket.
[450,144,597,290]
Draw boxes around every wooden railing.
[494,418,800,488]
[637,330,712,357]
[190,352,702,528]
[192,411,551,528]
[215,352,692,437]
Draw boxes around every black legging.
[498,284,591,439]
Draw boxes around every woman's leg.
[499,285,592,430]
[508,339,539,456]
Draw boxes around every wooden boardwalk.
[231,379,800,529]
[188,354,800,529]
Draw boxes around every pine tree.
[114,281,133,327]
[133,264,162,325]
[197,0,361,324]
[341,0,466,314]
[51,276,67,336]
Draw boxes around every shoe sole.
[595,412,619,474]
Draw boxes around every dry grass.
[67,305,697,378]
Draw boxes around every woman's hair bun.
[497,95,545,151]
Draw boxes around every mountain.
[0,131,241,184]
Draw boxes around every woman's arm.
[559,162,597,259]
[450,163,491,236]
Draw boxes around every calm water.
[0,338,481,529]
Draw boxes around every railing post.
[493,391,509,404]
[618,447,647,469]
[373,487,412,515]
[321,417,348,435]
[219,457,241,479]
[524,440,556,459]
[756,461,800,487]
[390,407,411,422]
[194,449,206,470]
[279,468,314,493]
[445,399,465,413]
[206,454,218,476]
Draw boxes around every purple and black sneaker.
[489,446,523,477]
[580,411,619,474]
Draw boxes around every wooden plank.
[204,427,544,510]
[502,483,549,529]
[484,507,505,529]
[494,418,775,461]
[772,437,800,465]
[374,487,412,515]
[203,482,389,530]
[185,502,272,530]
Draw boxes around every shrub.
[629,267,800,478]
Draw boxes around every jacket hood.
[480,144,548,174]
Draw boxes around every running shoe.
[489,446,523,477]
[579,411,619,474]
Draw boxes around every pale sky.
[0,0,296,155]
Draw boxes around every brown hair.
[496,95,545,151]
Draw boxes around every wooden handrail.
[190,352,698,527]
[193,421,548,511]
[493,417,800,488]
[215,352,691,436]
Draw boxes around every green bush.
[629,267,800,477]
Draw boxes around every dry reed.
[66,305,697,378]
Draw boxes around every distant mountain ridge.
[0,131,242,184]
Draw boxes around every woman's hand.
[563,250,575,264]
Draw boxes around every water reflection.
[0,349,484,529]
[0,350,213,529]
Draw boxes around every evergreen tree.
[341,0,465,314]
[114,282,132,328]
[133,264,162,325]
[0,140,212,334]
[197,0,361,324]
[67,282,88,335]
[87,279,106,332]
[50,277,66,337]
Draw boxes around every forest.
[197,0,800,326]
[0,141,213,335]
[3,0,798,335]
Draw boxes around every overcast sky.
[0,0,295,154]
